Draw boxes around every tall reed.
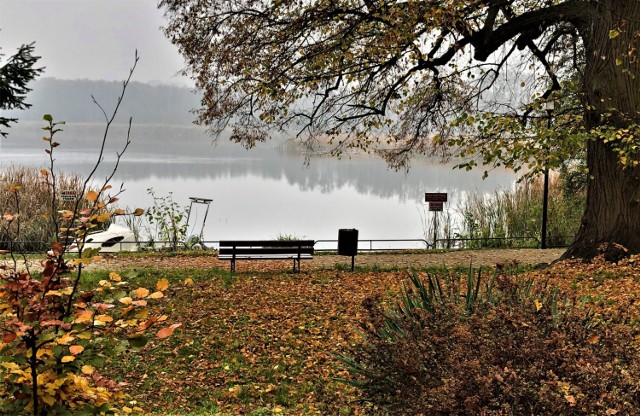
[454,175,584,248]
[0,166,87,250]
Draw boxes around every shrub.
[0,56,179,415]
[340,266,640,415]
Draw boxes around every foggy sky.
[0,0,190,85]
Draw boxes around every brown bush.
[343,269,640,415]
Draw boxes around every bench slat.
[218,254,313,260]
[220,240,315,248]
[219,247,314,256]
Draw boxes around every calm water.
[1,123,516,247]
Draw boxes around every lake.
[1,122,516,249]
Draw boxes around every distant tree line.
[3,78,201,125]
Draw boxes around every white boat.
[82,224,138,253]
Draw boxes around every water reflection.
[2,123,516,241]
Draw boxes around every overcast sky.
[0,0,190,85]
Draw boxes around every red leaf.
[2,332,17,343]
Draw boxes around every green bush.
[340,268,640,415]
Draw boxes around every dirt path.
[59,248,567,273]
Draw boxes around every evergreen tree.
[0,42,44,137]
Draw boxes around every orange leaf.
[134,288,149,299]
[109,272,122,282]
[148,291,164,299]
[156,323,181,339]
[69,345,84,355]
[95,314,114,323]
[156,279,169,291]
[61,355,75,363]
[86,190,98,202]
[96,213,111,223]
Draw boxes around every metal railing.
[2,235,573,255]
[314,239,430,252]
[434,236,542,250]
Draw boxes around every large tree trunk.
[563,0,640,259]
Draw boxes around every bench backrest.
[219,240,315,255]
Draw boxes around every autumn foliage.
[344,260,640,415]
[1,59,179,415]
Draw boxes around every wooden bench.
[218,240,315,273]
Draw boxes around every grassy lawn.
[80,255,640,415]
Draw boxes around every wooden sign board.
[61,190,77,201]
[425,192,448,203]
[429,202,444,212]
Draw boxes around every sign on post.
[428,202,444,212]
[425,192,448,203]
[61,190,77,201]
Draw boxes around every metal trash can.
[338,229,359,256]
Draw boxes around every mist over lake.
[1,121,516,246]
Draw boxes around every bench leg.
[231,259,236,273]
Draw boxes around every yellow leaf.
[40,394,55,406]
[135,309,149,319]
[109,272,122,282]
[36,348,52,359]
[534,299,543,311]
[184,277,194,287]
[95,314,113,323]
[76,331,92,340]
[119,297,133,305]
[86,190,98,202]
[132,300,148,307]
[81,365,95,375]
[57,333,75,345]
[61,355,75,363]
[273,406,284,413]
[123,407,133,414]
[134,288,149,299]
[1,362,21,371]
[156,278,169,291]
[96,213,111,223]
[148,291,164,299]
[69,345,84,355]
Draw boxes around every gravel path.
[51,248,566,273]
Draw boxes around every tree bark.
[563,0,640,259]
